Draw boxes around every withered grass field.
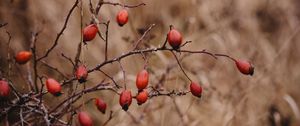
[1,0,300,126]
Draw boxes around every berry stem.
[171,51,192,82]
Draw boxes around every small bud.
[190,82,202,98]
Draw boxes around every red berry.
[95,98,107,114]
[0,80,10,97]
[78,111,93,126]
[167,28,182,49]
[116,9,128,26]
[15,51,32,64]
[119,90,132,111]
[136,90,148,105]
[76,65,88,83]
[46,78,62,96]
[235,60,254,76]
[83,24,98,42]
[136,69,149,91]
[190,82,202,98]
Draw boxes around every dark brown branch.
[30,32,39,93]
[149,89,190,98]
[0,22,8,28]
[102,1,146,8]
[104,21,110,61]
[49,82,116,114]
[180,41,192,47]
[37,0,79,61]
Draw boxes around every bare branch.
[37,0,79,61]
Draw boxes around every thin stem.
[215,53,236,62]
[37,0,79,61]
[170,51,192,82]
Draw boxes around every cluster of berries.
[0,8,254,126]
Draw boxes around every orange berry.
[167,28,182,49]
[78,111,93,126]
[136,69,149,91]
[76,65,88,83]
[15,51,32,64]
[0,80,10,97]
[235,60,254,76]
[190,82,202,98]
[119,90,132,111]
[116,9,128,26]
[95,98,107,114]
[46,78,62,96]
[136,90,148,105]
[83,24,98,42]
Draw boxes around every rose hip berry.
[46,78,62,96]
[15,51,32,64]
[190,82,202,98]
[119,90,132,111]
[167,28,182,49]
[136,90,148,105]
[95,98,107,114]
[116,9,128,26]
[235,60,254,76]
[78,111,93,126]
[136,69,149,91]
[83,24,98,42]
[0,80,10,97]
[76,65,88,83]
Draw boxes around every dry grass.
[1,0,300,126]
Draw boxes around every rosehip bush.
[0,1,255,125]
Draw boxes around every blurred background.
[1,0,300,126]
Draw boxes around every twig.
[102,111,113,126]
[118,60,126,89]
[61,53,75,67]
[104,21,110,61]
[98,69,121,88]
[30,32,39,93]
[149,89,190,98]
[170,51,192,82]
[132,24,156,50]
[102,1,146,8]
[0,22,8,28]
[6,30,12,80]
[40,61,68,78]
[180,41,192,47]
[37,0,79,61]
[215,53,236,62]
